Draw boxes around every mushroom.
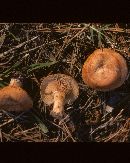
[40,73,79,119]
[0,77,33,112]
[82,48,128,91]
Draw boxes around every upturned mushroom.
[82,48,128,91]
[40,73,79,119]
[0,76,33,112]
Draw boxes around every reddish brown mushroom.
[82,48,128,91]
[0,78,33,112]
[40,73,79,119]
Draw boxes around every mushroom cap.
[0,79,33,112]
[82,48,128,91]
[40,73,79,105]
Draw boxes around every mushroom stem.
[51,91,65,118]
[9,79,22,87]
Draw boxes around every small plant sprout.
[40,74,79,119]
[0,76,33,112]
[82,48,128,91]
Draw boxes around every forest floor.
[0,23,130,142]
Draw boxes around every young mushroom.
[40,73,79,119]
[0,76,33,112]
[82,48,128,91]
